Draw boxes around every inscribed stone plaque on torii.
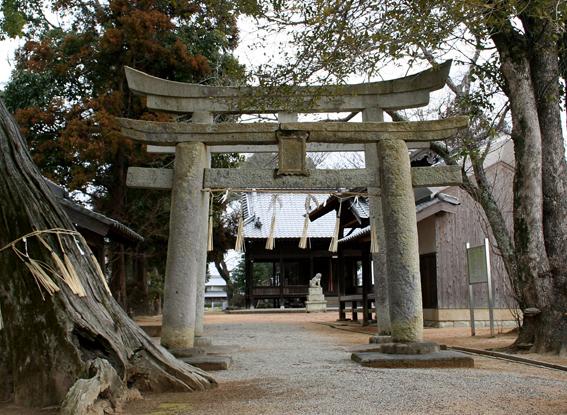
[276,131,309,176]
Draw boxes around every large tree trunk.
[0,99,215,407]
[523,13,567,355]
[491,27,562,353]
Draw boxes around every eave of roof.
[46,180,144,244]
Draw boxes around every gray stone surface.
[169,347,207,358]
[124,62,452,113]
[181,355,232,371]
[377,341,440,355]
[363,107,391,336]
[203,166,461,191]
[160,142,207,349]
[379,139,424,342]
[195,142,212,338]
[146,142,431,155]
[127,167,173,190]
[305,301,327,312]
[351,351,475,369]
[369,335,393,344]
[118,116,469,145]
[194,336,213,347]
[306,285,327,312]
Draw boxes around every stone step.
[181,355,233,371]
[351,351,474,369]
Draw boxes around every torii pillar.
[193,112,213,347]
[363,107,391,337]
[378,138,423,342]
[160,141,208,349]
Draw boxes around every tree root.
[60,358,141,415]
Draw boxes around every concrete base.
[194,336,213,347]
[351,350,474,368]
[305,301,327,312]
[181,355,232,371]
[369,335,393,344]
[169,347,207,358]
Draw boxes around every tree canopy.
[2,0,258,309]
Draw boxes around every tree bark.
[491,26,558,352]
[214,259,235,301]
[522,11,567,354]
[0,99,216,407]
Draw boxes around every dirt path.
[126,313,567,415]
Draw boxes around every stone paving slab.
[180,355,232,371]
[351,350,474,368]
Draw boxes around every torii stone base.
[351,350,474,369]
[350,341,474,368]
[170,344,240,371]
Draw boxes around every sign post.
[466,238,494,337]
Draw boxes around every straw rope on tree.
[0,99,215,409]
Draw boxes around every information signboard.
[466,238,494,337]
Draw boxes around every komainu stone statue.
[309,273,322,288]
[306,273,326,312]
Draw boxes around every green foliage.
[230,255,246,295]
[4,0,256,286]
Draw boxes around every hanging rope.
[299,194,319,249]
[203,188,369,198]
[207,192,214,252]
[265,194,281,250]
[329,200,343,253]
[234,202,245,253]
[75,233,112,295]
[0,228,111,298]
[370,222,380,253]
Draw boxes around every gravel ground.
[127,314,567,415]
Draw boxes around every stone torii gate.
[118,61,470,364]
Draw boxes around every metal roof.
[242,193,336,239]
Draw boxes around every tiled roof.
[339,226,370,244]
[348,197,369,221]
[415,192,460,214]
[242,193,336,239]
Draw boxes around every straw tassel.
[56,234,86,297]
[370,221,379,253]
[24,260,60,297]
[12,236,60,298]
[299,194,317,249]
[0,228,109,298]
[234,205,245,253]
[207,192,214,252]
[76,234,111,295]
[265,194,279,250]
[329,200,342,253]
